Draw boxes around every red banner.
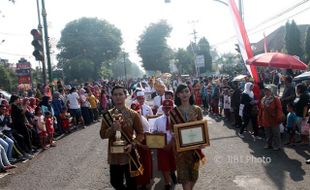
[228,0,259,82]
[18,76,31,84]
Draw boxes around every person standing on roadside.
[280,76,295,122]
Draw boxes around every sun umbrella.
[232,74,247,82]
[246,52,308,70]
[293,71,310,81]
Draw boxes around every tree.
[137,20,173,72]
[305,26,310,64]
[175,48,195,74]
[218,53,246,76]
[197,37,212,73]
[62,58,96,83]
[285,20,303,59]
[110,52,144,79]
[0,65,17,91]
[57,17,122,81]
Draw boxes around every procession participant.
[130,102,152,190]
[172,83,205,190]
[100,85,144,190]
[153,82,166,114]
[136,91,153,117]
[153,99,176,190]
[157,90,175,115]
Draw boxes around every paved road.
[0,114,309,190]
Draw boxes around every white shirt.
[157,104,176,115]
[67,92,80,109]
[153,114,172,143]
[0,115,11,132]
[141,104,153,117]
[154,95,164,108]
[223,95,231,109]
[140,115,150,133]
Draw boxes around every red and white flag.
[263,32,268,53]
[228,0,259,82]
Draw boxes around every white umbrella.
[232,74,247,82]
[293,71,310,81]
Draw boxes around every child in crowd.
[59,107,72,134]
[34,107,48,150]
[285,103,297,146]
[45,111,56,147]
[153,99,176,190]
[223,89,231,120]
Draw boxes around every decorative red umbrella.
[246,52,308,70]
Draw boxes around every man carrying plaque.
[100,85,144,190]
[153,99,176,190]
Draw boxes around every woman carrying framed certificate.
[172,83,207,190]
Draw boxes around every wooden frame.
[174,120,210,152]
[146,115,162,130]
[146,115,162,120]
[145,133,166,149]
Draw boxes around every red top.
[45,117,54,133]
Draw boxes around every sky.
[1,0,310,69]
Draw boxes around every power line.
[212,2,310,47]
[247,0,310,33]
[248,5,310,36]
[0,51,31,57]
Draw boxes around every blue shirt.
[287,112,297,128]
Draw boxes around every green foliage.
[285,20,303,59]
[62,58,96,83]
[218,53,246,76]
[110,52,144,79]
[305,26,310,64]
[0,65,17,91]
[175,48,195,74]
[137,20,173,72]
[197,37,212,73]
[57,17,123,81]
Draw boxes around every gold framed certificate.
[174,120,210,152]
[145,133,166,149]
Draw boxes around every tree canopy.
[175,48,195,74]
[0,65,17,92]
[305,26,310,64]
[137,20,173,72]
[110,52,144,79]
[57,17,123,81]
[197,37,212,73]
[285,20,303,59]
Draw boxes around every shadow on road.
[208,113,307,190]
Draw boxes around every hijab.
[243,82,254,99]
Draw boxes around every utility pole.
[41,0,52,89]
[189,20,199,76]
[36,0,46,85]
